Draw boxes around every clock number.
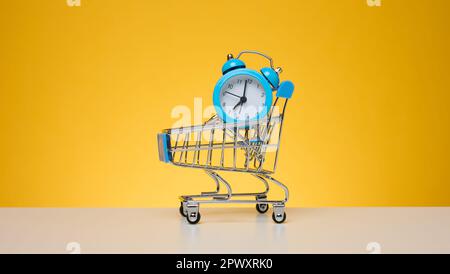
[237,79,242,85]
[227,83,233,89]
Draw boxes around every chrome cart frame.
[157,52,295,224]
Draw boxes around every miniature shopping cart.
[157,51,295,224]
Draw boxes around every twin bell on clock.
[213,50,294,123]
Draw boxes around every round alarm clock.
[213,51,282,123]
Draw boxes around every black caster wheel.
[186,212,201,225]
[272,212,286,224]
[179,202,187,217]
[256,203,269,214]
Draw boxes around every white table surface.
[0,207,449,254]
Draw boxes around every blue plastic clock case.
[213,55,281,123]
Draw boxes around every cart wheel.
[272,212,286,224]
[186,212,201,225]
[179,203,187,217]
[256,203,269,214]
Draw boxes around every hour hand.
[224,91,241,99]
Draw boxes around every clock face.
[219,75,268,121]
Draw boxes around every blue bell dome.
[260,67,280,89]
[222,59,246,75]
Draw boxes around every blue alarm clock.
[213,51,282,123]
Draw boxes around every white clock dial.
[219,75,267,121]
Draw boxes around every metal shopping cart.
[157,51,295,224]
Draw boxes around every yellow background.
[1,0,449,207]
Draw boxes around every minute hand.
[243,80,248,97]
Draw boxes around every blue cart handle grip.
[276,81,294,99]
